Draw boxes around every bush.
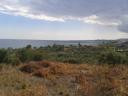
[18,49,34,62]
[3,53,21,65]
[0,49,7,63]
[63,58,80,64]
[98,51,128,64]
[33,51,43,61]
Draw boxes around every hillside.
[0,41,128,96]
[0,61,128,96]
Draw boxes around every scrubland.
[0,43,128,96]
[0,61,128,96]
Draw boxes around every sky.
[0,0,128,40]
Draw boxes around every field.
[0,43,128,96]
[0,61,128,96]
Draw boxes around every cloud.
[0,0,128,27]
[118,15,128,33]
[0,0,64,21]
[79,15,120,26]
[118,23,128,33]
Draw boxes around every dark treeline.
[0,43,128,65]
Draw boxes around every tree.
[26,45,32,49]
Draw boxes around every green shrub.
[33,51,43,61]
[98,51,128,64]
[18,49,34,62]
[3,53,20,65]
[0,49,7,63]
[63,58,80,64]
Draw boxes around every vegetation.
[0,43,128,96]
[0,43,128,65]
[0,64,48,96]
[0,61,128,96]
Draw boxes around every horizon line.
[0,38,127,41]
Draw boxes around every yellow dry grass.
[0,61,128,96]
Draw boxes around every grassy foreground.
[0,61,128,96]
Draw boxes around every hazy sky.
[0,0,128,40]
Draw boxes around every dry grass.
[0,61,128,96]
[0,64,48,96]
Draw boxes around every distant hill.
[112,39,128,48]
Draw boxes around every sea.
[0,39,109,48]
